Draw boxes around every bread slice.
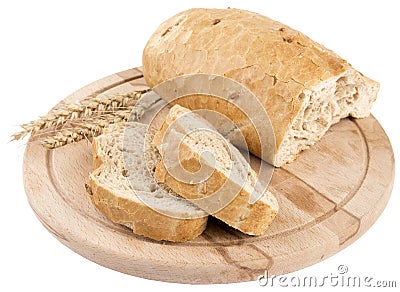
[153,105,278,235]
[88,122,208,242]
[142,8,379,166]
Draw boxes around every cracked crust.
[143,8,379,166]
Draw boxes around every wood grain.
[23,68,395,284]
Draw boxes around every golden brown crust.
[155,161,277,235]
[142,8,379,166]
[153,105,278,235]
[92,138,104,170]
[88,172,207,242]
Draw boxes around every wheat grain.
[12,90,149,141]
[40,96,162,149]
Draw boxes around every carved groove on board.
[281,157,363,245]
[46,150,133,235]
[338,210,361,245]
[337,118,370,209]
[209,239,253,279]
[248,244,274,271]
[85,68,143,98]
[31,206,70,243]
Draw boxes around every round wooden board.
[23,68,395,284]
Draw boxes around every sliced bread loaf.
[88,122,208,242]
[153,105,279,235]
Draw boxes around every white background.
[1,0,399,291]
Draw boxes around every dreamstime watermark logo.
[258,265,398,288]
[122,73,275,218]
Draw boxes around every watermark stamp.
[258,265,397,288]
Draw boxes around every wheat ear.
[40,97,162,149]
[12,90,149,141]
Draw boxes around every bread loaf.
[143,8,379,166]
[153,105,278,235]
[88,122,208,242]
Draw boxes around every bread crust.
[153,105,278,235]
[88,171,207,242]
[154,162,277,235]
[143,8,379,166]
[88,124,208,243]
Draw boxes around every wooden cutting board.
[23,68,395,284]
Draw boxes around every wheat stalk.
[40,96,162,149]
[40,111,130,149]
[12,90,149,141]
